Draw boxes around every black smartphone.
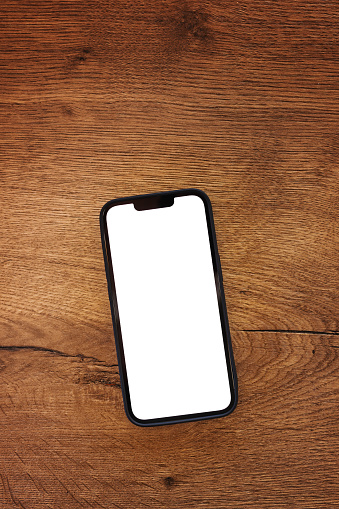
[100,189,237,426]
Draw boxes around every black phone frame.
[100,189,238,426]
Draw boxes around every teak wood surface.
[0,1,338,508]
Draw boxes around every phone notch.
[133,194,174,211]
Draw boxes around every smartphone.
[100,189,237,426]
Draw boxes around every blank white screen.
[106,194,231,420]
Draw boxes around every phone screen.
[105,193,232,423]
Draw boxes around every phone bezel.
[100,188,238,426]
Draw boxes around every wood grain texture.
[0,332,338,508]
[0,0,338,507]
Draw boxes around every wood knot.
[65,47,93,72]
[62,105,74,117]
[178,9,210,41]
[163,476,175,488]
[77,48,92,62]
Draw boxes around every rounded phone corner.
[100,198,119,223]
[223,390,238,418]
[124,407,154,427]
[179,188,212,207]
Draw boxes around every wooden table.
[1,1,338,507]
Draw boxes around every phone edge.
[99,189,238,427]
